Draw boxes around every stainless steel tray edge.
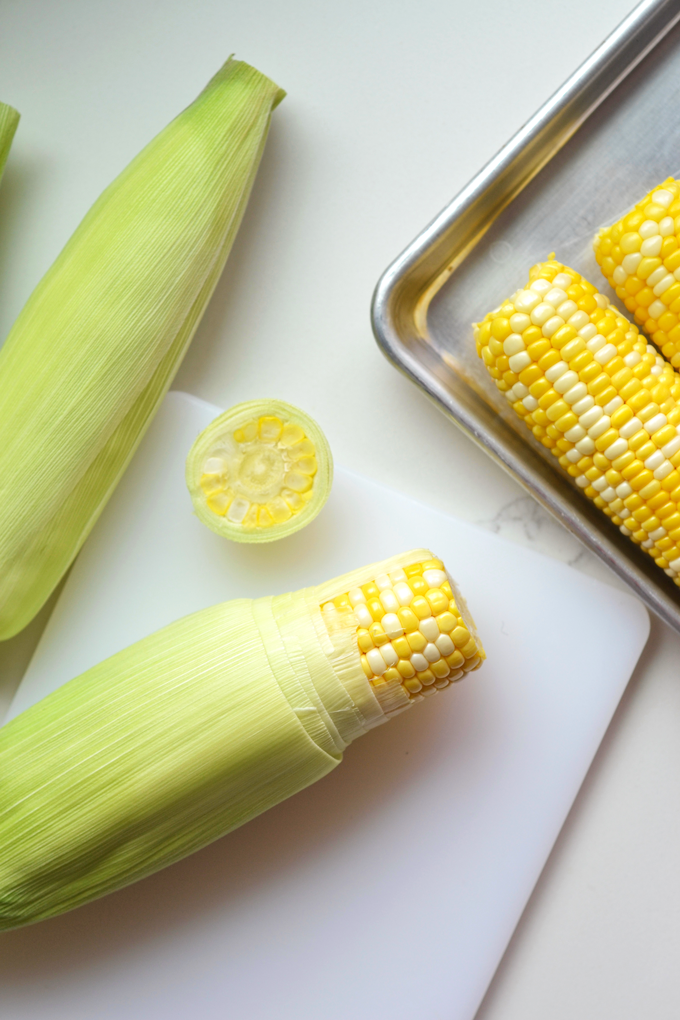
[372,0,680,634]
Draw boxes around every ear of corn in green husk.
[475,257,680,585]
[0,59,284,641]
[0,550,484,929]
[0,102,19,183]
[186,399,334,542]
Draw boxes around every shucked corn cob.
[0,59,284,640]
[595,179,680,366]
[0,551,483,929]
[475,258,680,584]
[187,400,333,542]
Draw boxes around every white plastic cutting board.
[3,391,648,1020]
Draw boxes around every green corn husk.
[0,102,19,183]
[0,60,284,640]
[0,549,485,929]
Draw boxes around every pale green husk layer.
[0,59,284,640]
[0,553,438,929]
[0,102,19,183]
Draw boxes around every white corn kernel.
[563,383,588,405]
[580,406,603,429]
[620,417,642,439]
[644,413,667,434]
[654,461,674,480]
[662,436,680,458]
[554,370,579,394]
[379,589,399,613]
[366,648,387,676]
[605,438,628,460]
[639,219,659,239]
[348,587,366,606]
[393,581,414,606]
[382,613,404,639]
[622,252,643,273]
[503,334,525,356]
[544,287,568,308]
[508,352,531,373]
[419,617,440,641]
[594,343,617,365]
[354,604,373,628]
[545,361,569,383]
[423,643,441,663]
[381,642,399,667]
[641,235,663,257]
[422,568,447,587]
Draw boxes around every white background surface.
[1,0,679,1016]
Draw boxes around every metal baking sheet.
[372,0,680,635]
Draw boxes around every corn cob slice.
[0,550,483,929]
[0,59,284,641]
[475,258,680,585]
[186,400,333,542]
[0,102,19,183]
[594,179,680,365]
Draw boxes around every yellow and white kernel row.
[200,414,317,530]
[475,259,680,584]
[595,179,680,367]
[322,558,483,702]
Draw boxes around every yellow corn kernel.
[411,596,431,620]
[397,606,420,632]
[368,621,389,646]
[435,611,457,633]
[406,631,427,654]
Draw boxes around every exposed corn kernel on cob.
[186,400,333,542]
[0,58,284,641]
[323,556,483,701]
[0,102,19,183]
[0,549,483,929]
[594,179,680,365]
[475,258,680,584]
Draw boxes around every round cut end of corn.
[594,178,680,366]
[474,257,680,587]
[320,554,485,712]
[186,399,333,543]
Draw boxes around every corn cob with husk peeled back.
[0,550,483,929]
[475,258,680,585]
[0,59,284,641]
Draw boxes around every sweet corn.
[0,59,284,640]
[594,179,680,366]
[0,550,483,929]
[186,400,333,542]
[475,258,680,585]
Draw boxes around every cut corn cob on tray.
[5,391,648,1020]
[373,8,680,633]
[475,257,680,588]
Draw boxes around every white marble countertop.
[1,1,679,1016]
